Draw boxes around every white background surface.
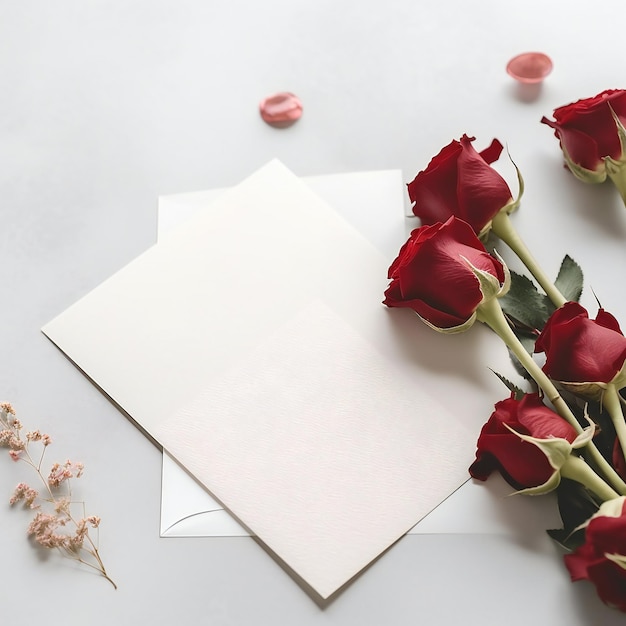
[3,1,626,623]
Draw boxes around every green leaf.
[489,369,526,399]
[547,478,601,551]
[558,479,601,533]
[547,527,585,552]
[498,270,552,331]
[507,348,532,381]
[554,255,583,303]
[501,330,538,382]
[517,332,537,355]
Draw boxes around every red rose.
[565,497,626,612]
[469,393,579,490]
[383,216,508,332]
[534,302,626,395]
[407,134,515,236]
[541,89,626,179]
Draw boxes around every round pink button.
[259,92,303,128]
[506,52,553,84]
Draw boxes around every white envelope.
[42,160,519,599]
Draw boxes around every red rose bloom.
[407,134,514,236]
[383,216,507,331]
[541,89,626,176]
[565,498,626,612]
[469,393,578,490]
[534,302,626,391]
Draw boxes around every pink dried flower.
[28,512,70,549]
[1,404,116,588]
[86,515,101,528]
[47,463,69,487]
[53,498,70,515]
[0,402,16,416]
[27,513,91,552]
[73,461,84,478]
[48,460,84,487]
[8,436,25,451]
[10,483,39,508]
[71,519,89,548]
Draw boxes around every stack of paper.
[42,160,501,599]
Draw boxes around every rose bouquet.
[384,90,626,612]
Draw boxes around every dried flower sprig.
[0,402,116,589]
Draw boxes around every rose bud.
[408,134,520,238]
[534,302,626,399]
[383,216,509,333]
[469,393,582,493]
[541,89,626,203]
[565,497,626,612]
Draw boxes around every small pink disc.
[259,92,303,128]
[506,52,553,84]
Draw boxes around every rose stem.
[476,296,626,495]
[491,212,567,309]
[601,384,626,466]
[561,456,619,501]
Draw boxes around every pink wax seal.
[506,52,553,84]
[259,92,303,128]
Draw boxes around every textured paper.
[43,160,476,598]
[158,170,409,538]
[158,300,471,597]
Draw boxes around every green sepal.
[578,495,626,530]
[502,424,573,496]
[561,143,607,184]
[460,254,510,303]
[415,310,477,335]
[477,150,524,241]
[570,414,596,449]
[511,468,561,496]
[502,148,524,216]
[510,428,573,470]
[609,103,626,160]
[606,553,626,571]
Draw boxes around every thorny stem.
[561,455,619,502]
[603,384,626,469]
[477,297,626,495]
[491,212,567,309]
